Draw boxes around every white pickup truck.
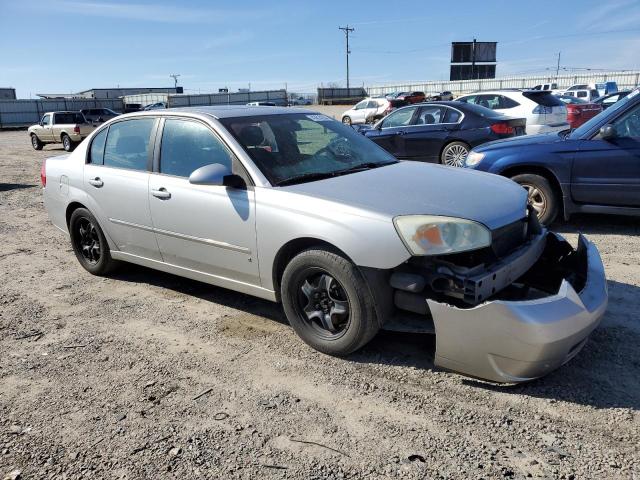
[28,111,96,152]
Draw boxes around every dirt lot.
[0,129,638,479]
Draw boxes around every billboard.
[450,64,496,81]
[451,42,496,63]
[450,41,497,80]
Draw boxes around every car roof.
[164,105,315,119]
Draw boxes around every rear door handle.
[396,131,406,135]
[151,188,171,199]
[88,177,103,187]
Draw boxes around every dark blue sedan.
[361,101,526,166]
[465,88,640,225]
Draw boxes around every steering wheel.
[314,137,352,161]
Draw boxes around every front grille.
[491,217,528,257]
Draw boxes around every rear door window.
[499,96,520,108]
[89,128,108,165]
[415,106,446,125]
[444,107,462,123]
[103,118,155,171]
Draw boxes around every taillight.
[490,123,515,134]
[40,159,46,187]
[73,125,80,134]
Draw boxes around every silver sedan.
[42,106,608,383]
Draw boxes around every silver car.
[42,106,608,383]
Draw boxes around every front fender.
[255,188,410,291]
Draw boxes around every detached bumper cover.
[428,233,607,383]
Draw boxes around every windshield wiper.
[275,171,339,186]
[333,161,396,175]
[274,161,396,187]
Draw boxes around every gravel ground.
[0,129,638,479]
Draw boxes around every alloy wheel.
[63,136,70,150]
[75,218,101,264]
[443,144,469,167]
[31,136,38,148]
[297,271,350,338]
[522,183,547,217]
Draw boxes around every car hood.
[281,161,527,230]
[474,131,565,152]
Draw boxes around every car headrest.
[239,125,265,147]
[116,136,145,154]
[424,114,435,124]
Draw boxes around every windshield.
[570,88,639,139]
[220,113,397,185]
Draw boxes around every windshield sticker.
[306,114,332,122]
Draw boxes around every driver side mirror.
[599,124,617,141]
[189,163,245,189]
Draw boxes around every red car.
[395,91,426,104]
[556,95,602,128]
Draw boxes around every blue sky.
[1,0,639,98]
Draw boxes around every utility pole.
[555,52,561,78]
[338,25,354,89]
[169,73,181,89]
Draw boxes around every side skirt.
[110,251,277,302]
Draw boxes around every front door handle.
[88,177,103,187]
[396,130,406,135]
[151,188,171,199]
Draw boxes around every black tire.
[281,248,380,356]
[440,141,469,167]
[511,173,559,226]
[342,116,352,126]
[30,134,43,150]
[69,208,117,275]
[61,134,75,152]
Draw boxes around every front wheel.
[511,173,559,226]
[281,248,380,356]
[61,134,75,152]
[69,208,118,275]
[440,141,469,167]
[31,134,43,150]
[341,116,352,126]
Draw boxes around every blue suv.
[465,88,640,225]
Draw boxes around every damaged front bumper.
[427,233,607,383]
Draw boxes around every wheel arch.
[499,164,565,217]
[65,201,88,228]
[271,237,354,302]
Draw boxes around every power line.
[338,25,354,89]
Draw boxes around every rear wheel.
[30,134,43,150]
[511,173,559,226]
[281,248,379,356]
[342,116,352,126]
[69,208,117,275]
[61,134,75,152]
[440,141,469,167]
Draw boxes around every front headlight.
[393,215,491,256]
[465,151,484,167]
